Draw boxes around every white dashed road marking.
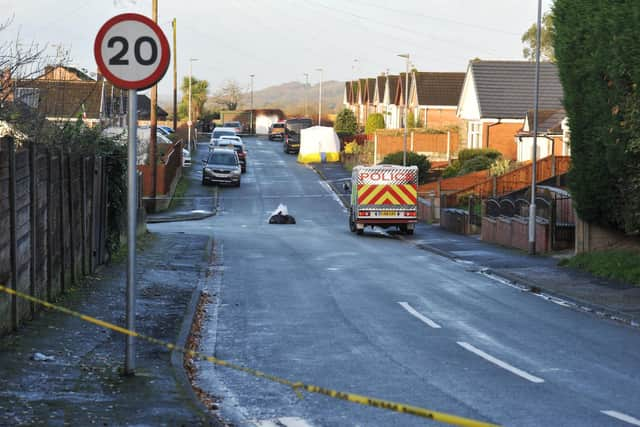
[253,417,314,427]
[601,410,640,426]
[457,341,545,383]
[398,302,442,329]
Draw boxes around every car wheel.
[202,177,207,186]
[356,228,364,235]
[406,228,414,235]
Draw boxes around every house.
[372,74,386,115]
[393,72,411,129]
[363,77,376,123]
[383,74,400,129]
[457,60,564,160]
[343,80,359,121]
[137,94,169,122]
[409,72,465,129]
[516,109,570,161]
[7,65,169,126]
[7,65,128,125]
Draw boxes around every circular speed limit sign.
[94,13,170,90]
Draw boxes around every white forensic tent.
[297,126,341,164]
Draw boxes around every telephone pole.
[316,67,323,126]
[304,73,309,117]
[172,18,177,132]
[149,0,158,212]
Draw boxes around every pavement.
[147,140,218,224]
[0,232,220,426]
[312,160,640,328]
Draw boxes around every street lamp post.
[250,74,254,134]
[398,53,410,166]
[188,57,198,152]
[304,73,309,117]
[316,67,323,126]
[528,0,542,255]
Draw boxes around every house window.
[468,121,482,149]
[15,88,39,109]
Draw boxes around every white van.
[209,128,237,148]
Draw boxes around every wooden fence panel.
[0,139,126,335]
[48,153,62,298]
[15,149,31,324]
[34,147,49,303]
[0,139,11,335]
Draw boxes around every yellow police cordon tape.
[0,284,499,427]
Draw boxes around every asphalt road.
[148,136,640,427]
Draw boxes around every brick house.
[408,71,465,129]
[7,65,167,126]
[457,60,564,160]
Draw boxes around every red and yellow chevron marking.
[357,184,417,205]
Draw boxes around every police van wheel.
[349,211,357,233]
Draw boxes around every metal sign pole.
[125,89,138,375]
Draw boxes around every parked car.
[223,121,243,134]
[158,126,175,136]
[182,148,191,167]
[283,118,313,154]
[219,135,244,145]
[201,148,241,186]
[209,128,237,148]
[217,140,247,173]
[268,122,286,140]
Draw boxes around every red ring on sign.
[94,13,170,90]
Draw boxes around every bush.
[334,109,357,136]
[489,158,513,177]
[365,113,385,134]
[407,111,423,128]
[442,160,461,178]
[381,151,431,184]
[344,142,357,154]
[458,155,494,175]
[458,148,502,162]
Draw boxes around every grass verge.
[169,176,189,210]
[560,249,640,286]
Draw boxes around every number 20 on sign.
[94,13,170,90]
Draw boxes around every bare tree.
[212,79,242,111]
[2,20,44,102]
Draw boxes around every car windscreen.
[214,130,235,138]
[286,119,312,134]
[272,123,285,128]
[208,152,237,166]
[223,122,240,127]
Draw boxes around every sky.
[1,0,554,98]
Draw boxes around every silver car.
[201,148,241,186]
[209,128,237,148]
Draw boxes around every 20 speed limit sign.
[94,13,170,90]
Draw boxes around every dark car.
[283,118,313,154]
[217,140,247,173]
[201,148,241,186]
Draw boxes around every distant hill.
[159,80,346,119]
[238,80,345,117]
